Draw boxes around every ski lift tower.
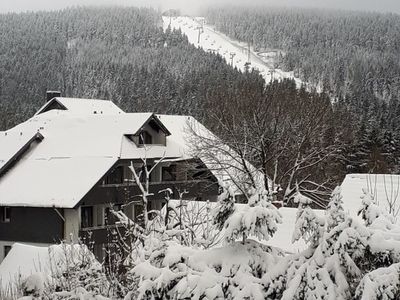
[230,52,236,66]
[245,41,252,70]
[196,19,204,44]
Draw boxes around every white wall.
[64,208,80,242]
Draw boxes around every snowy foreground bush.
[12,243,110,300]
[11,186,400,299]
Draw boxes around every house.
[0,94,223,262]
[341,173,400,224]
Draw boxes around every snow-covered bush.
[358,189,397,228]
[48,243,109,297]
[156,197,221,248]
[126,186,284,299]
[16,243,110,300]
[128,238,283,300]
[265,188,400,299]
[223,189,282,244]
[14,186,400,299]
[20,273,45,299]
[355,263,400,300]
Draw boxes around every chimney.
[46,91,61,102]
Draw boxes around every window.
[133,165,153,183]
[96,206,104,227]
[138,131,153,145]
[103,166,124,185]
[93,243,105,262]
[162,165,177,182]
[148,120,160,133]
[4,245,11,258]
[81,206,93,228]
[104,205,122,225]
[1,207,10,223]
[104,208,111,225]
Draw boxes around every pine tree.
[292,190,324,248]
[212,183,236,230]
[326,186,346,231]
[224,188,282,244]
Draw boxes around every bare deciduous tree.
[191,79,339,207]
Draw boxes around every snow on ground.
[341,173,400,224]
[163,16,304,87]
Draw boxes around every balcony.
[80,180,218,206]
[80,224,128,244]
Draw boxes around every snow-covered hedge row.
[128,186,400,300]
[12,186,400,300]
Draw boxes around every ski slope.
[163,16,304,86]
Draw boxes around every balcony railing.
[80,224,126,244]
[81,179,218,206]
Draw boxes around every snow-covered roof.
[35,97,124,115]
[341,173,400,224]
[0,99,227,208]
[0,130,42,170]
[0,243,51,290]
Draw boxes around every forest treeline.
[0,7,259,129]
[206,6,400,174]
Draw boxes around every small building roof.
[35,97,124,115]
[162,200,325,253]
[0,243,51,290]
[0,243,98,291]
[341,173,400,224]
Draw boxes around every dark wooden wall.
[0,207,64,243]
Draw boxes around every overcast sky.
[1,0,400,15]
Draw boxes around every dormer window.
[139,131,153,145]
[125,115,171,147]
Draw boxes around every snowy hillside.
[162,16,304,86]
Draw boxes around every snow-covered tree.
[355,263,400,300]
[126,185,285,299]
[212,183,236,230]
[265,188,368,299]
[265,216,369,299]
[223,188,282,244]
[292,191,324,247]
[358,188,396,227]
[265,187,400,299]
[326,186,346,231]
